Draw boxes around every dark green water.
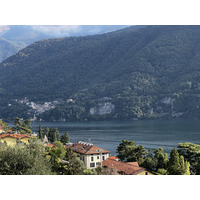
[31,119,200,155]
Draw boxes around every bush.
[0,143,53,175]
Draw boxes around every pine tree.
[167,148,181,175]
[168,148,191,175]
[60,132,70,144]
[184,161,191,175]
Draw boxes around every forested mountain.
[0,25,129,62]
[0,37,25,62]
[1,25,200,121]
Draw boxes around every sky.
[0,25,80,34]
[0,25,130,38]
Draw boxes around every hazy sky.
[0,25,130,37]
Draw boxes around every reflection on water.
[31,119,200,155]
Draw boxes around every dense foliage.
[12,117,32,134]
[0,141,52,175]
[1,26,200,121]
[38,124,68,144]
[116,140,191,175]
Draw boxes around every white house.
[65,141,110,169]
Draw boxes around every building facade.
[65,141,110,169]
[0,133,30,146]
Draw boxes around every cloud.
[0,25,10,32]
[30,25,81,36]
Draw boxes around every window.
[102,156,105,161]
[90,163,95,168]
[96,162,101,166]
[91,157,94,161]
[97,156,99,159]
[145,172,148,175]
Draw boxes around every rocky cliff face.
[90,102,115,115]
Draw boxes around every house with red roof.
[65,141,110,169]
[102,158,155,175]
[0,133,31,146]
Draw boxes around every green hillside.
[1,25,200,121]
[0,37,25,63]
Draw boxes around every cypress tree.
[167,148,181,175]
[48,128,53,143]
[53,128,60,141]
[38,125,43,140]
[52,132,57,142]
[184,161,191,175]
[179,155,190,175]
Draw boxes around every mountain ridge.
[1,25,200,121]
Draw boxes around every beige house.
[65,141,110,169]
[0,133,30,146]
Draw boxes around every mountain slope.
[0,25,130,62]
[1,25,200,121]
[0,37,25,62]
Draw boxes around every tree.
[116,140,147,164]
[154,148,168,169]
[167,148,181,175]
[142,148,168,172]
[142,149,157,171]
[83,169,96,175]
[45,141,66,174]
[157,168,168,175]
[62,148,85,175]
[178,142,200,174]
[60,132,70,144]
[48,128,53,143]
[179,155,190,175]
[167,148,190,175]
[44,127,50,138]
[12,117,32,134]
[52,132,57,142]
[116,140,137,161]
[53,128,60,141]
[38,125,43,140]
[0,120,8,132]
[0,140,52,175]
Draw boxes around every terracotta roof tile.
[109,156,120,160]
[126,162,139,167]
[0,133,30,139]
[65,142,110,155]
[46,143,54,148]
[102,158,145,175]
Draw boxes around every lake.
[31,119,200,156]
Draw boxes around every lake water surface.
[31,119,200,155]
